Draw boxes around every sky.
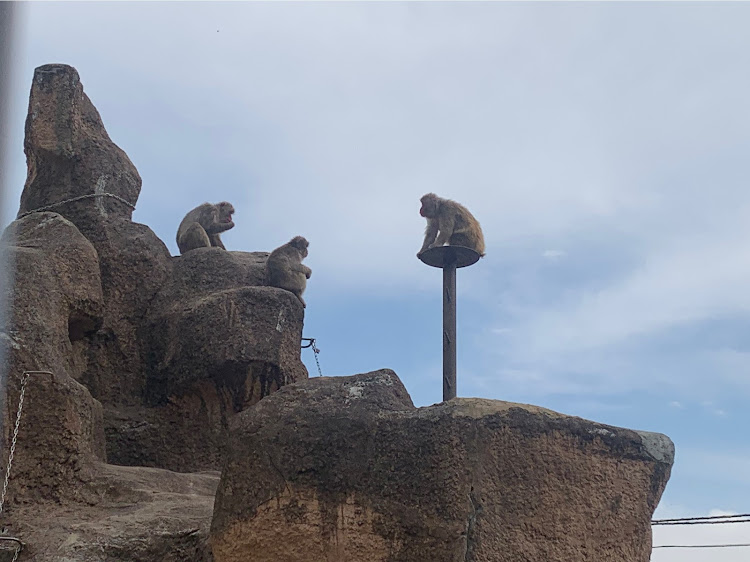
[3,3,750,558]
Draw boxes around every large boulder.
[0,213,106,503]
[211,370,673,562]
[117,248,308,472]
[143,249,307,402]
[75,217,173,408]
[15,64,173,411]
[18,64,140,225]
[16,62,171,404]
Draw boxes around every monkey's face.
[290,236,309,257]
[420,197,437,218]
[217,202,235,227]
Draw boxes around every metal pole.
[443,250,457,401]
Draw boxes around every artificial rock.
[0,63,308,560]
[212,370,673,562]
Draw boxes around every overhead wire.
[654,543,750,549]
[652,512,750,550]
[652,513,750,524]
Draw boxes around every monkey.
[417,193,485,257]
[266,236,312,308]
[176,202,235,255]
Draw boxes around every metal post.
[443,251,457,401]
[418,245,480,403]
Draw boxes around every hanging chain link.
[17,192,136,219]
[0,537,23,562]
[311,340,323,377]
[0,372,30,517]
[301,338,324,377]
[0,371,47,560]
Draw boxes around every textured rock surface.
[211,370,674,562]
[0,212,104,366]
[18,64,140,224]
[0,213,106,502]
[14,63,173,411]
[116,249,307,471]
[1,62,674,562]
[4,64,307,474]
[4,465,218,561]
[0,63,311,560]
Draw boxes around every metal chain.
[0,371,48,560]
[301,338,324,377]
[0,537,23,562]
[17,192,136,219]
[311,340,323,377]
[11,543,20,562]
[0,372,30,517]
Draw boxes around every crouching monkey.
[417,193,485,257]
[176,202,235,254]
[266,236,312,307]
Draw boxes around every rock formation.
[0,64,308,560]
[211,371,673,562]
[7,64,308,474]
[0,64,673,561]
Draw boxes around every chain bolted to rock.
[301,338,323,377]
[0,371,49,561]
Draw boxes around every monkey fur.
[418,193,485,257]
[266,236,312,308]
[176,202,235,255]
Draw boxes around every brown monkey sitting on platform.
[266,236,312,308]
[417,193,485,257]
[176,202,235,255]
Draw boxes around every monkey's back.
[266,248,306,291]
[447,201,485,256]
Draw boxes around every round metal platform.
[417,245,481,269]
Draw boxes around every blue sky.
[3,3,750,557]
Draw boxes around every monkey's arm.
[419,219,439,254]
[208,233,226,250]
[291,264,312,278]
[204,206,222,233]
[431,215,455,248]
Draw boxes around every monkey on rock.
[266,236,312,308]
[417,193,485,258]
[176,202,235,255]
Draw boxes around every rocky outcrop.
[115,249,308,471]
[15,64,173,409]
[211,370,673,562]
[18,64,140,225]
[0,210,216,555]
[0,213,106,503]
[1,63,674,562]
[2,64,308,476]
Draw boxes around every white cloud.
[542,249,567,260]
[505,216,750,359]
